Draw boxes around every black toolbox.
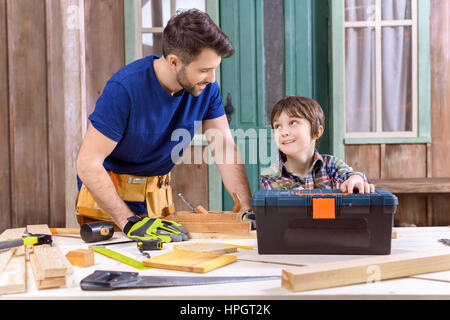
[251,189,398,255]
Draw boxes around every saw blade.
[80,270,280,291]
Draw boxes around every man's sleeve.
[88,80,131,142]
[203,82,226,120]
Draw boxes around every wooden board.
[27,224,72,276]
[0,227,27,295]
[371,178,450,194]
[174,211,242,222]
[29,253,65,290]
[281,249,450,292]
[65,249,94,267]
[188,231,257,239]
[0,0,11,232]
[0,254,26,295]
[33,246,68,278]
[142,249,237,273]
[8,0,50,227]
[173,242,238,255]
[0,227,26,272]
[181,221,251,233]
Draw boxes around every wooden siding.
[430,0,450,226]
[0,0,65,230]
[171,146,210,212]
[345,0,450,227]
[0,0,209,229]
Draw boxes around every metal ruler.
[89,246,151,270]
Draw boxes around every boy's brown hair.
[271,96,325,158]
[162,9,234,64]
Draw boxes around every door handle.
[224,93,234,123]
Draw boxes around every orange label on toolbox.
[312,198,336,219]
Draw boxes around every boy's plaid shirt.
[260,150,367,190]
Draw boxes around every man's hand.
[241,209,256,230]
[341,175,375,194]
[124,216,189,243]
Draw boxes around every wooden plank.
[371,178,450,194]
[281,249,450,292]
[430,0,450,178]
[0,227,26,273]
[182,221,251,233]
[7,0,49,227]
[0,0,11,231]
[33,246,68,278]
[143,249,237,273]
[429,0,450,227]
[0,253,26,295]
[45,0,66,228]
[188,231,257,239]
[83,0,125,117]
[29,253,65,290]
[27,224,72,276]
[174,211,242,223]
[345,145,381,181]
[174,242,238,255]
[65,249,94,267]
[384,144,426,178]
[26,224,51,235]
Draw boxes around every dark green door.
[219,0,330,210]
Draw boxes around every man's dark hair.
[162,9,234,64]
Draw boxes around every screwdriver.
[177,193,209,214]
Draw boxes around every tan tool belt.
[75,171,175,226]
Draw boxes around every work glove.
[123,216,189,243]
[242,210,256,230]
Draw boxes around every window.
[330,0,430,152]
[126,0,206,61]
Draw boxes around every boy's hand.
[341,175,375,194]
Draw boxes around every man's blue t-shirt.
[88,55,225,178]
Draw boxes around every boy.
[260,96,374,193]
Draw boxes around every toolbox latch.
[312,198,336,219]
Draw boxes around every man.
[76,9,253,242]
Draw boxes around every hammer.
[50,222,115,243]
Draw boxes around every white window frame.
[134,0,176,59]
[343,0,418,139]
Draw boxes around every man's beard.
[176,66,207,97]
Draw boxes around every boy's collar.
[278,149,324,176]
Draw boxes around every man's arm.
[202,115,252,211]
[76,123,134,229]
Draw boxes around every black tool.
[438,239,450,247]
[80,222,114,243]
[90,239,164,259]
[0,233,52,250]
[137,239,164,258]
[80,270,281,291]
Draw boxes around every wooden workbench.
[1,227,449,300]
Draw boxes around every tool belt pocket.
[112,173,147,202]
[76,184,113,222]
[145,174,174,218]
[76,171,174,222]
